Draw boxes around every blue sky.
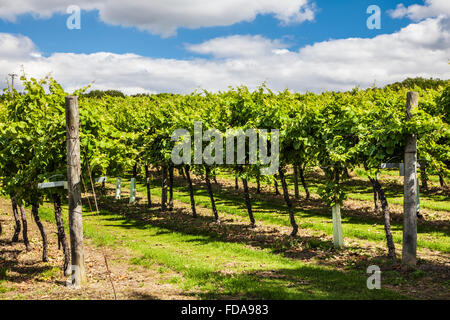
[0,0,421,58]
[0,0,448,93]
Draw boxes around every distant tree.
[83,89,125,98]
[131,93,175,98]
[386,77,448,91]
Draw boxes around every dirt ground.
[0,198,195,300]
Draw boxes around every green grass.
[346,193,450,212]
[126,178,449,253]
[35,202,407,299]
[220,170,450,213]
[36,267,60,282]
[3,165,447,299]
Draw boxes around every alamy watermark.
[171,121,279,175]
[66,5,81,30]
[367,5,381,30]
[367,265,381,289]
[65,265,81,289]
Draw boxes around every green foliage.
[0,76,130,204]
[386,77,448,91]
[0,75,448,210]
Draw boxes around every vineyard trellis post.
[129,178,136,204]
[65,95,86,287]
[403,91,419,268]
[332,204,343,248]
[115,177,121,200]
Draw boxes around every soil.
[0,197,195,300]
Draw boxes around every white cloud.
[186,35,288,58]
[1,17,449,94]
[388,0,450,20]
[0,33,40,60]
[0,0,316,37]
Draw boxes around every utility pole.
[8,73,18,91]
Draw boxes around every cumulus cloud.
[0,33,40,60]
[0,17,449,94]
[0,0,316,37]
[186,35,289,58]
[388,0,450,21]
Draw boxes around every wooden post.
[65,96,86,287]
[403,92,419,267]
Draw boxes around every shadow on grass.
[133,259,407,300]
[0,239,54,285]
[93,179,449,263]
[94,195,336,263]
[149,176,450,236]
[94,192,433,282]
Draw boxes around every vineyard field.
[0,76,449,301]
